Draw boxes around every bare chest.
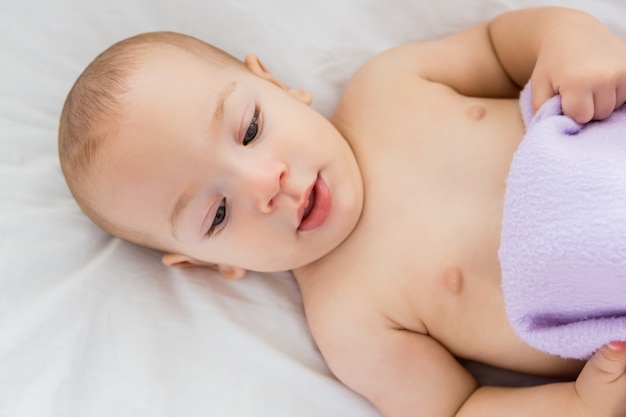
[345,96,522,346]
[303,92,583,375]
[296,74,589,376]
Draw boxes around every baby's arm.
[378,7,626,124]
[322,323,626,417]
[458,342,626,417]
[489,7,626,123]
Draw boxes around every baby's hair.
[58,31,245,245]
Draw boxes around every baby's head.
[59,31,363,277]
[59,32,247,243]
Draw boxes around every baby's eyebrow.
[169,185,195,240]
[212,81,237,126]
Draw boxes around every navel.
[466,104,486,120]
[444,267,464,295]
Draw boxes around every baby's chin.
[288,229,360,273]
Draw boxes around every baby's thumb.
[587,342,626,383]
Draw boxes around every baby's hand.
[530,16,626,123]
[574,342,626,417]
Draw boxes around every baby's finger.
[585,342,626,384]
[616,84,626,110]
[560,89,594,124]
[530,76,556,113]
[592,88,617,121]
[576,342,626,417]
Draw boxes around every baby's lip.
[297,175,331,232]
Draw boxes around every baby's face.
[93,47,363,272]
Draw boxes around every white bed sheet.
[2,0,626,416]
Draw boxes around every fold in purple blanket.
[499,83,626,359]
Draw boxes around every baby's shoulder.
[298,265,390,340]
[339,48,412,103]
[333,44,447,128]
[300,273,399,371]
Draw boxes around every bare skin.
[291,10,626,417]
[292,34,578,417]
[71,7,626,417]
[296,74,567,375]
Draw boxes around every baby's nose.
[244,161,287,213]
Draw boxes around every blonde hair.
[58,31,245,244]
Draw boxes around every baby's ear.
[244,53,312,105]
[161,253,247,280]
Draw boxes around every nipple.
[444,267,463,295]
[466,105,486,120]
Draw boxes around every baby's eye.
[243,106,261,146]
[207,199,227,236]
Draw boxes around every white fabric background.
[2,1,626,416]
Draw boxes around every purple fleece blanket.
[499,83,626,359]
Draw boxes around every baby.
[58,6,626,417]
